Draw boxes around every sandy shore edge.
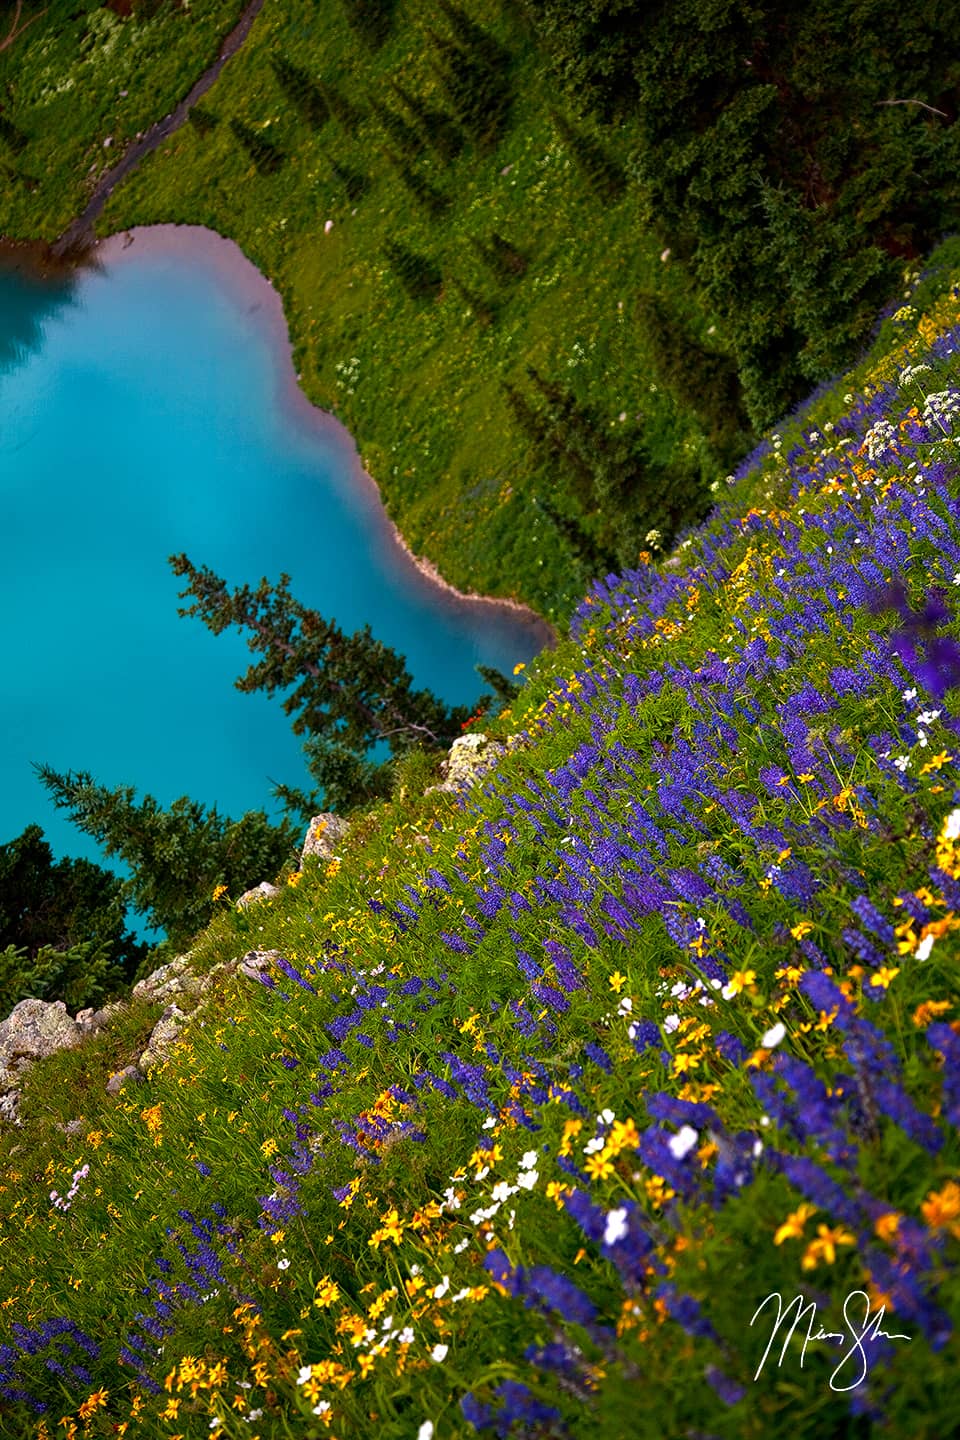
[85,223,558,652]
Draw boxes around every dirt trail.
[52,0,265,258]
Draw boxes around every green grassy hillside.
[5,1,958,619]
[2,239,960,1439]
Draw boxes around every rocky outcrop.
[138,1004,187,1074]
[238,949,282,985]
[301,813,351,865]
[236,880,281,908]
[0,999,85,1128]
[0,937,308,1125]
[105,1065,144,1095]
[425,733,506,795]
[132,953,205,1005]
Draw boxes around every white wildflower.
[604,1207,629,1245]
[761,1022,786,1049]
[667,1126,699,1160]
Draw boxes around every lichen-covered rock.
[0,1090,21,1127]
[236,881,281,908]
[75,1000,126,1035]
[301,813,351,865]
[132,954,194,1003]
[237,949,283,986]
[0,998,82,1067]
[106,1065,145,1095]
[138,1004,186,1073]
[425,732,506,795]
[0,1000,85,1129]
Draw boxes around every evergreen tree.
[435,0,509,73]
[340,0,395,50]
[315,78,364,131]
[427,19,511,146]
[383,148,450,219]
[475,664,520,709]
[534,495,615,581]
[510,368,704,566]
[0,824,145,1011]
[0,111,27,155]
[526,0,960,427]
[550,108,625,201]
[168,555,469,755]
[324,152,370,202]
[383,238,443,300]
[634,292,752,468]
[272,736,393,823]
[389,79,463,164]
[271,55,330,131]
[35,768,299,948]
[447,273,494,326]
[187,104,219,136]
[471,231,528,283]
[371,98,422,159]
[502,380,547,448]
[229,118,285,176]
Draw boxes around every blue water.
[0,230,545,906]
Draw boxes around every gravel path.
[52,0,266,258]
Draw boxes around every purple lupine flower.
[655,1283,718,1340]
[490,1379,564,1435]
[770,1152,861,1228]
[714,1030,748,1066]
[544,939,585,991]
[645,1092,719,1129]
[582,1040,612,1072]
[530,982,570,1013]
[705,1365,746,1405]
[460,1394,493,1430]
[440,930,473,954]
[872,1077,943,1154]
[851,895,896,945]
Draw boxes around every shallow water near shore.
[0,227,547,912]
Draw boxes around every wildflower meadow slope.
[4,245,960,1439]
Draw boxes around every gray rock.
[425,733,506,795]
[301,813,351,864]
[138,1004,186,1073]
[75,999,126,1035]
[0,999,82,1068]
[199,959,238,994]
[59,1118,86,1136]
[0,1090,21,1127]
[132,954,193,1002]
[106,1065,144,1095]
[236,881,281,908]
[237,949,283,986]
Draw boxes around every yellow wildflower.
[314,1276,341,1308]
[726,969,756,996]
[874,1213,900,1244]
[869,966,899,991]
[774,1204,817,1246]
[585,1153,615,1181]
[912,999,953,1028]
[922,1180,960,1231]
[801,1223,856,1269]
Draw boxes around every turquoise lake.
[0,227,547,910]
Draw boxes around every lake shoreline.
[18,222,557,654]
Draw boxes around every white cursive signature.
[751,1291,911,1391]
